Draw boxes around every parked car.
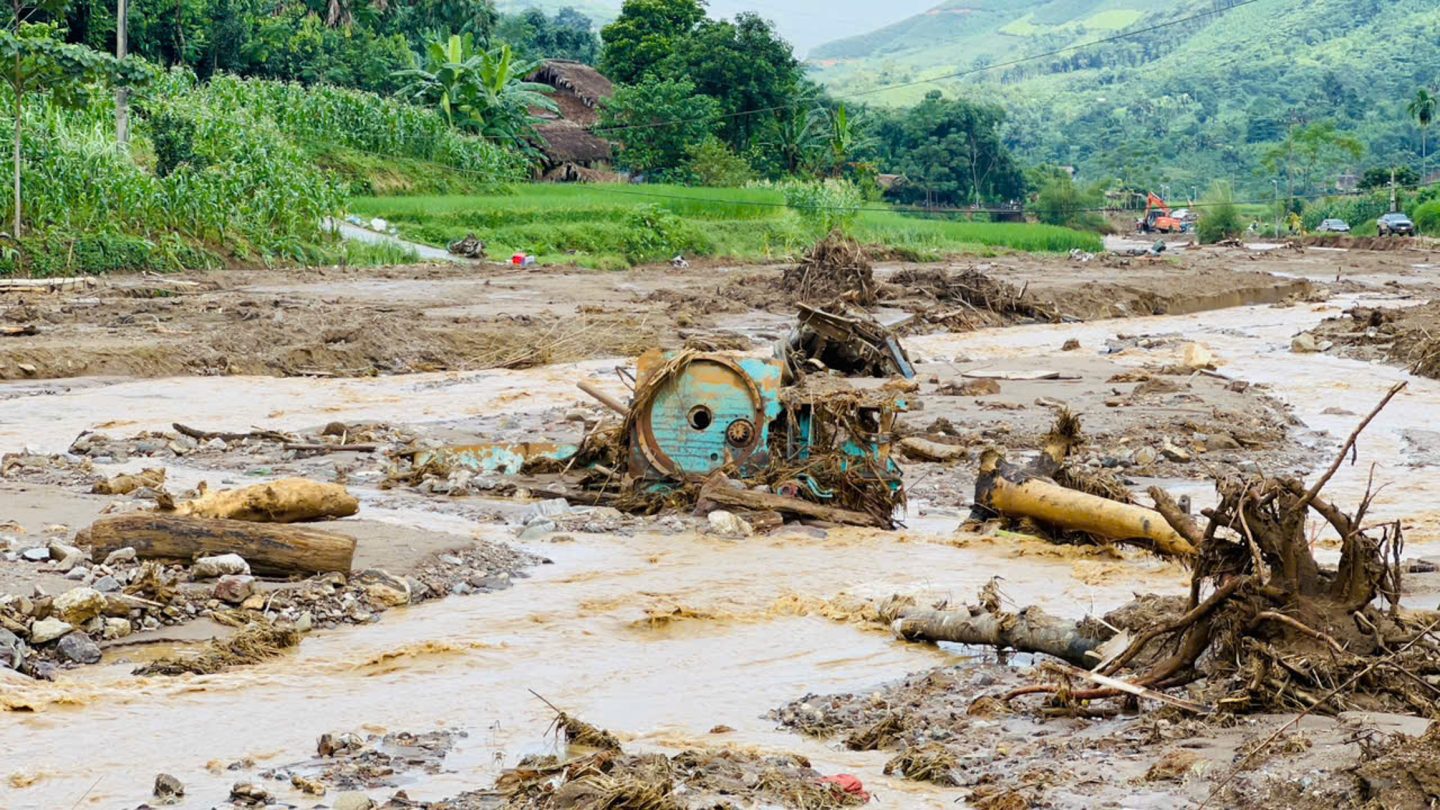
[1316,218,1350,233]
[1378,212,1416,236]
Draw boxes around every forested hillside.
[811,0,1440,195]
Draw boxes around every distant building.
[527,60,617,181]
[1336,172,1359,192]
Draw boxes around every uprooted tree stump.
[1012,382,1440,717]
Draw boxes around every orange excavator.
[1136,192,1183,234]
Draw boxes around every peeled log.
[178,478,359,523]
[898,437,969,463]
[76,513,356,576]
[893,606,1108,667]
[976,450,1195,557]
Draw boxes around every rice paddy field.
[349,184,1104,269]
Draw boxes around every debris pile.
[890,267,1059,329]
[782,231,876,306]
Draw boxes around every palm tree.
[1408,88,1436,178]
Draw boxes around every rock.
[318,732,364,757]
[64,567,89,581]
[355,569,410,607]
[102,547,137,566]
[213,575,256,605]
[193,553,251,578]
[1181,342,1214,369]
[240,593,266,610]
[1061,338,1081,351]
[1160,441,1192,463]
[1205,433,1242,451]
[0,628,25,669]
[518,520,557,541]
[101,617,132,640]
[1291,332,1320,353]
[20,547,49,562]
[91,575,121,593]
[54,587,105,624]
[1131,446,1159,466]
[56,632,101,664]
[522,498,570,525]
[291,773,326,795]
[153,773,184,804]
[295,612,314,633]
[707,510,754,538]
[332,793,376,810]
[229,782,271,805]
[953,378,1001,397]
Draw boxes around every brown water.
[4,293,1440,809]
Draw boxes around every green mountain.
[810,0,1440,196]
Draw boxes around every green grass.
[349,184,1103,269]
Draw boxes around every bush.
[1197,183,1242,244]
[783,179,863,236]
[685,138,754,188]
[620,204,712,263]
[1414,201,1440,236]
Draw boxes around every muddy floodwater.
[5,286,1440,809]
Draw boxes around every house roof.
[529,60,614,127]
[535,121,613,165]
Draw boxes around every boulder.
[0,628,25,669]
[707,510,754,538]
[56,632,101,664]
[193,553,251,579]
[53,587,105,624]
[153,773,185,804]
[101,618,132,641]
[213,575,256,605]
[355,570,410,607]
[333,793,376,810]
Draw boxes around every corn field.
[0,68,529,275]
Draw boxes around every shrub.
[1197,183,1242,244]
[783,179,863,236]
[1413,201,1440,236]
[620,204,712,263]
[1032,174,1106,232]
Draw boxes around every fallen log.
[178,478,359,523]
[699,479,887,528]
[898,437,969,463]
[974,449,1196,557]
[76,513,356,576]
[893,605,1109,667]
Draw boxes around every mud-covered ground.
[0,243,1329,382]
[3,240,1440,809]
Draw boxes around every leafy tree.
[496,6,598,64]
[1408,88,1436,177]
[1032,172,1103,231]
[598,0,701,85]
[395,33,554,145]
[661,12,798,149]
[684,136,751,186]
[1263,120,1364,202]
[0,23,148,238]
[1359,165,1419,191]
[868,91,1023,208]
[597,75,716,178]
[820,103,870,178]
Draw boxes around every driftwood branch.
[1297,381,1405,511]
[893,606,1108,667]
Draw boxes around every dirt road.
[3,241,1440,809]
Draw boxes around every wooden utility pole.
[1391,167,1398,213]
[115,0,128,150]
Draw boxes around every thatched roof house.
[528,60,616,179]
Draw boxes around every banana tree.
[395,34,554,145]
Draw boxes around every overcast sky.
[703,0,940,55]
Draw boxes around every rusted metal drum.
[630,352,783,480]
